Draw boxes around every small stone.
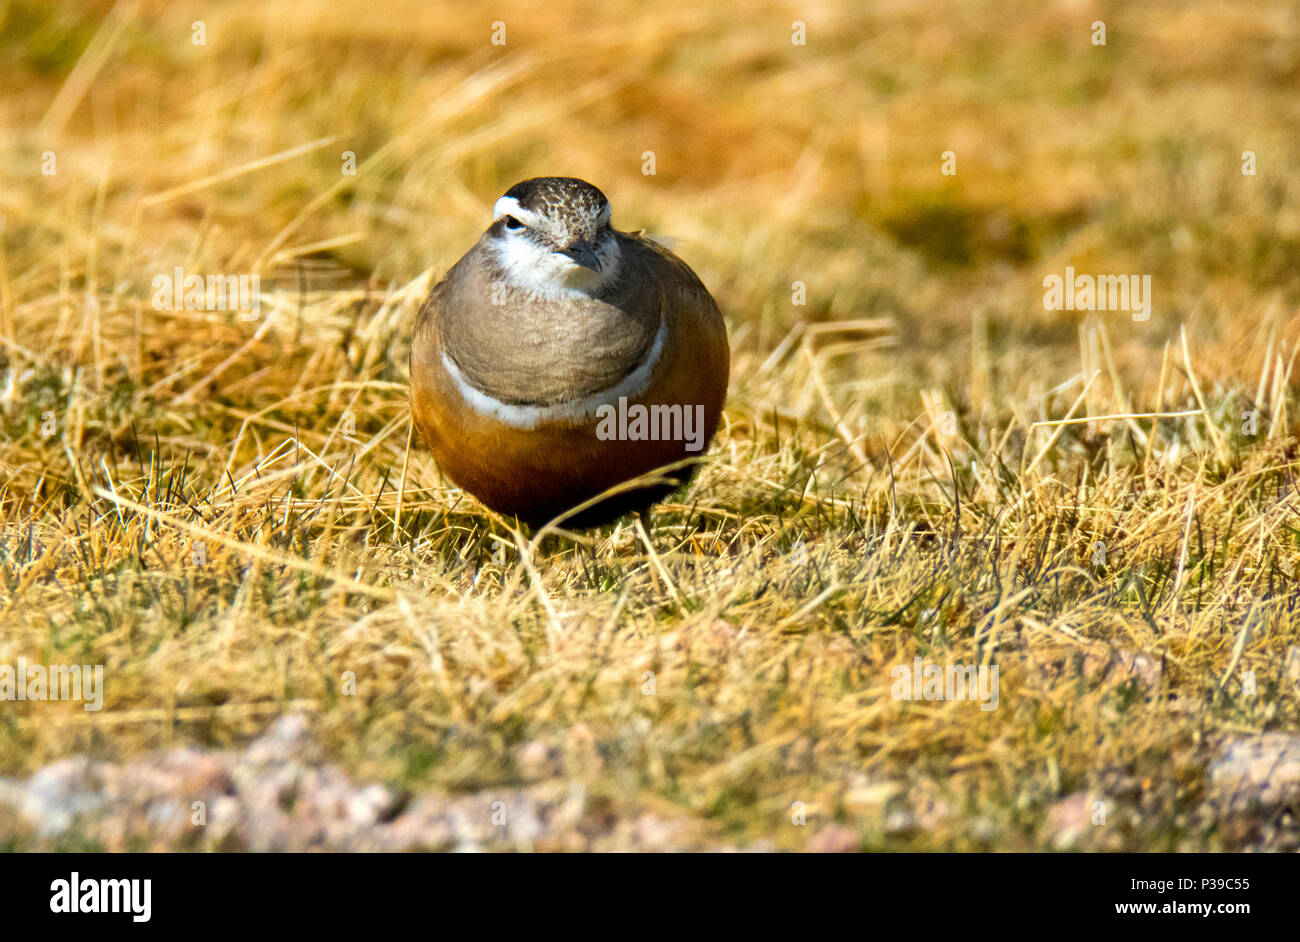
[507,797,544,847]
[347,784,397,827]
[1045,792,1096,850]
[515,740,561,780]
[970,816,998,843]
[162,748,235,796]
[20,757,107,838]
[1209,734,1300,813]
[883,808,915,835]
[244,714,320,764]
[808,823,859,853]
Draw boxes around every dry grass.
[1,0,1299,850]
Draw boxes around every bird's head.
[485,177,623,297]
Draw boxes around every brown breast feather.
[429,232,679,408]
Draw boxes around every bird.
[409,176,730,528]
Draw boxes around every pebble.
[0,713,720,851]
[1209,733,1300,813]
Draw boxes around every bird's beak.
[557,239,602,273]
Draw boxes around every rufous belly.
[410,330,728,527]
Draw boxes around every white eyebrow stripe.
[441,318,667,429]
[493,196,540,226]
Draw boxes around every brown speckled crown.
[503,177,609,241]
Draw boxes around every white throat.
[489,238,618,300]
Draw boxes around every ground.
[0,0,1298,851]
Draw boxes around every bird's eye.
[504,216,524,230]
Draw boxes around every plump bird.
[409,177,730,527]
